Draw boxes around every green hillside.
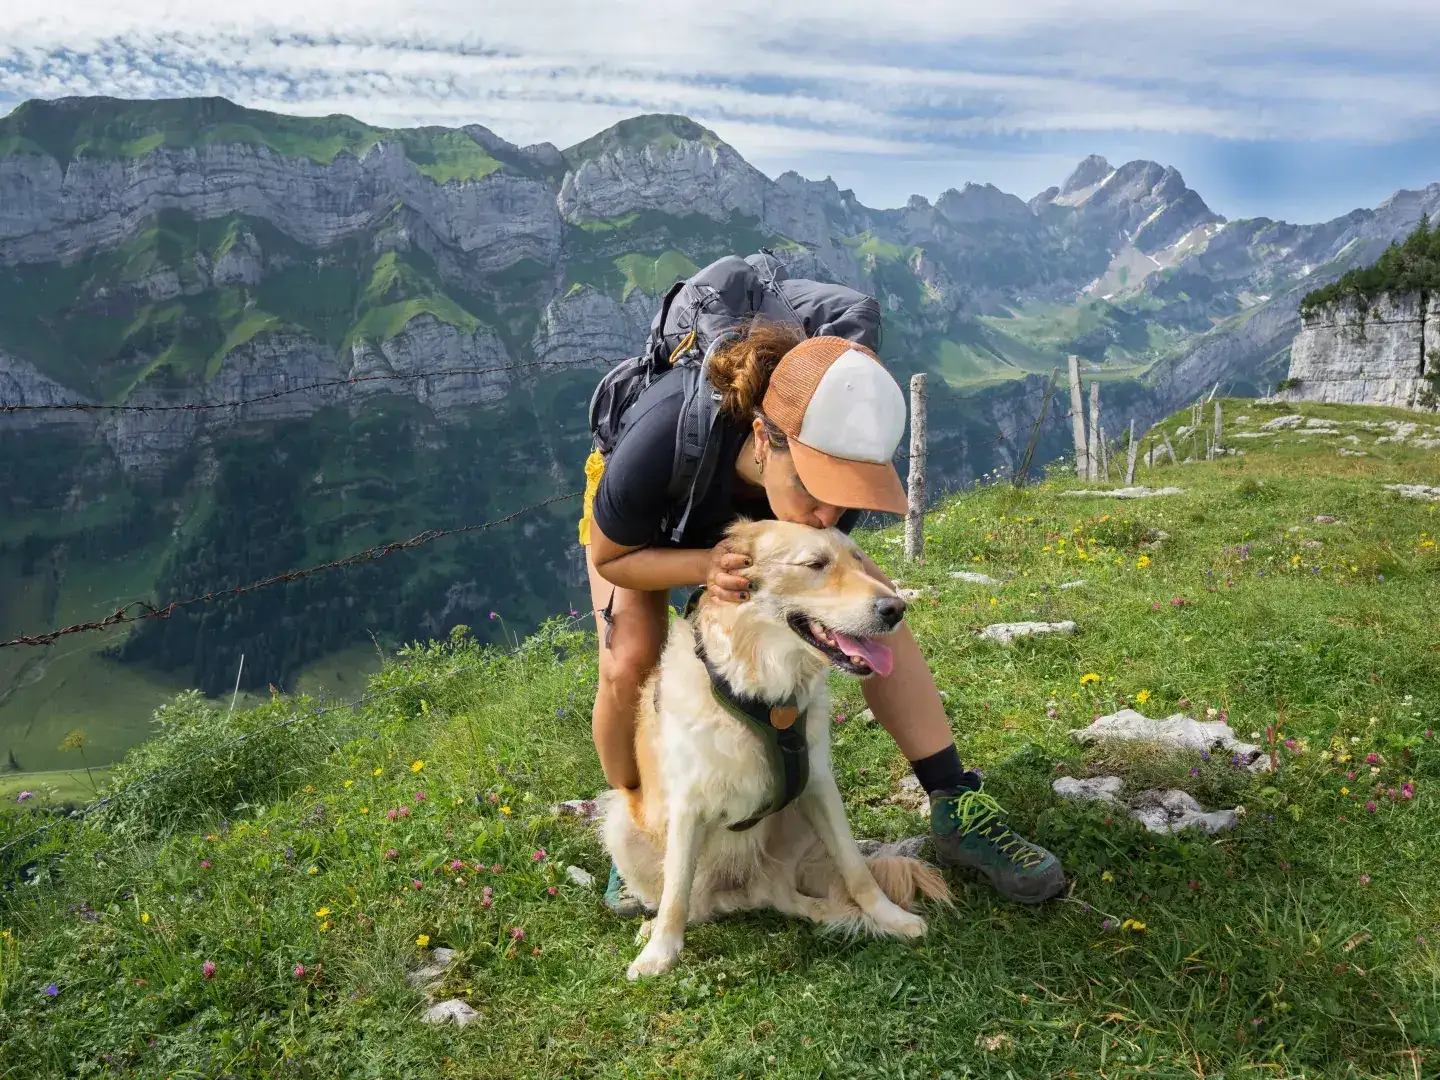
[3,400,1437,1076]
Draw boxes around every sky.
[3,2,1440,225]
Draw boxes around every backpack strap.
[663,332,736,544]
[645,280,691,369]
[687,600,808,831]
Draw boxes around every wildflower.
[414,790,426,802]
[43,983,59,997]
[385,849,398,859]
[500,806,512,816]
[360,807,369,815]
[1101,919,1114,930]
[319,921,331,932]
[450,859,464,871]
[533,849,547,862]
[1121,919,1147,933]
[398,807,409,818]
[1402,783,1415,800]
[491,864,503,873]
[413,880,423,891]
[1284,738,1297,750]
[1136,555,1151,568]
[202,961,216,980]
[510,927,525,941]
[200,860,211,870]
[1171,597,1185,607]
[1178,698,1191,709]
[374,767,383,776]
[569,608,580,617]
[416,934,430,948]
[1388,787,1398,799]
[1341,787,1350,795]
[140,912,150,924]
[1426,730,1435,740]
[1188,880,1199,889]
[344,780,354,788]
[1151,602,1161,610]
[1046,707,1058,719]
[487,792,500,803]
[1359,873,1372,885]
[1135,689,1151,705]
[989,597,998,606]
[1100,871,1114,883]
[489,611,499,620]
[386,809,397,821]
[1347,770,1357,781]
[294,963,306,979]
[307,866,319,876]
[411,760,424,773]
[1190,767,1200,776]
[547,886,558,896]
[1080,673,1100,686]
[315,907,331,918]
[1367,801,1377,813]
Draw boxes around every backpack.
[587,251,882,543]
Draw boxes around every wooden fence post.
[1087,382,1101,481]
[1125,418,1138,484]
[1213,400,1223,454]
[1015,368,1057,487]
[904,374,926,561]
[1099,425,1110,481]
[1067,355,1088,480]
[1162,432,1179,466]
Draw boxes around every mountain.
[1,94,1437,762]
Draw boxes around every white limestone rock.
[1071,708,1272,772]
[950,571,1001,585]
[1058,486,1186,499]
[1260,414,1305,431]
[1051,775,1125,804]
[1385,483,1440,502]
[1127,789,1239,835]
[856,835,929,860]
[566,865,596,888]
[976,621,1076,645]
[421,999,479,1027]
[1283,293,1433,409]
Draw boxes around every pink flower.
[1171,597,1185,606]
[293,963,306,979]
[489,611,499,620]
[1178,698,1190,709]
[491,864,503,874]
[1347,770,1357,781]
[510,927,525,941]
[1046,707,1058,719]
[450,860,464,871]
[201,961,216,980]
[487,793,500,803]
[414,791,426,802]
[569,608,580,618]
[200,860,212,870]
[1359,873,1372,885]
[1284,738,1297,750]
[1366,801,1377,813]
[16,791,34,803]
[412,879,423,891]
[533,849,547,862]
[1151,602,1161,611]
[481,885,493,910]
[1365,753,1380,765]
[547,886,558,896]
[1388,788,1398,799]
[1426,730,1435,740]
[384,849,398,859]
[1402,783,1416,800]
[397,806,409,818]
[834,713,846,725]
[386,809,397,821]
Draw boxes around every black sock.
[909,744,981,795]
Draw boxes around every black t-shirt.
[591,370,858,550]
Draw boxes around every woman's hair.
[706,320,805,447]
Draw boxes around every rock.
[1140,529,1169,551]
[1230,432,1270,439]
[950,571,1001,585]
[554,799,601,823]
[1059,579,1087,589]
[1313,515,1339,524]
[1414,437,1440,449]
[1304,418,1340,429]
[1337,448,1368,456]
[421,999,479,1027]
[1052,775,1125,803]
[566,865,596,888]
[1058,486,1185,499]
[1283,293,1436,409]
[1301,539,1323,549]
[1071,708,1272,771]
[897,586,938,601]
[856,836,929,860]
[406,947,459,994]
[1260,414,1305,431]
[857,708,876,724]
[1384,484,1440,502]
[976,620,1076,645]
[1127,789,1239,835]
[889,775,929,814]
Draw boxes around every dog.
[599,519,949,980]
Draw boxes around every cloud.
[2,2,1440,216]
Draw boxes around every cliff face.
[1283,293,1436,409]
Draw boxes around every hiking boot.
[929,788,1066,905]
[603,863,650,918]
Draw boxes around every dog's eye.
[803,556,831,571]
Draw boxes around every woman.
[579,325,1065,912]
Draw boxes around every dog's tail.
[866,856,952,912]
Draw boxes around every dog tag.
[769,704,799,730]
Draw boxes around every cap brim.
[789,439,909,516]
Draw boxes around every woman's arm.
[590,522,751,602]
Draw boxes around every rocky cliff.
[1283,293,1437,409]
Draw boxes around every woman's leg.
[586,544,670,791]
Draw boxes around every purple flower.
[200,860,212,870]
[1101,919,1114,930]
[1190,767,1200,776]
[510,926,525,941]
[414,790,426,803]
[397,806,409,818]
[1366,801,1377,813]
[16,791,34,803]
[1284,738,1297,750]
[201,961,216,980]
[450,859,464,871]
[489,611,499,620]
[1365,753,1380,765]
[385,848,398,859]
[569,608,579,618]
[1402,783,1416,800]
[42,983,59,997]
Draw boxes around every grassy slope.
[3,399,1439,1077]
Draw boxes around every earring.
[755,454,764,476]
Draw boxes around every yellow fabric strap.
[578,449,606,546]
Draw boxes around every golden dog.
[600,520,948,980]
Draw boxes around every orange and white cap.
[761,336,908,515]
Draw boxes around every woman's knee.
[597,642,659,701]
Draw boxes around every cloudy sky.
[4,2,1440,223]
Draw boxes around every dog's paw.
[870,900,927,939]
[634,918,653,946]
[626,936,682,980]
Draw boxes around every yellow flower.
[411,760,424,773]
[360,807,369,815]
[500,806,513,816]
[344,780,354,788]
[1136,555,1151,568]
[315,907,331,918]
[1101,871,1115,883]
[1135,689,1151,705]
[1043,545,1053,552]
[1340,787,1349,795]
[416,934,430,948]
[307,866,319,876]
[1,928,10,940]
[989,597,998,606]
[319,920,331,933]
[140,912,150,924]
[1291,554,1301,566]
[373,767,383,776]
[1121,919,1147,933]
[1080,673,1100,686]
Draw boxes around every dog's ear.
[722,518,763,561]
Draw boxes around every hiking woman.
[579,325,1065,913]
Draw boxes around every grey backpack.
[588,251,881,543]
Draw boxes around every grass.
[3,400,1439,1077]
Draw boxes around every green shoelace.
[945,789,1047,869]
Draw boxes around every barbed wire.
[0,356,617,414]
[0,491,582,649]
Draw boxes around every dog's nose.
[874,595,907,628]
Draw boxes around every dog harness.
[683,588,809,831]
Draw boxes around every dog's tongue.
[830,632,894,677]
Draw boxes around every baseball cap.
[760,336,909,515]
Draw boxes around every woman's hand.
[706,538,752,603]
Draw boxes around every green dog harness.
[683,587,809,831]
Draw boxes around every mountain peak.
[562,114,724,165]
[1061,155,1112,196]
